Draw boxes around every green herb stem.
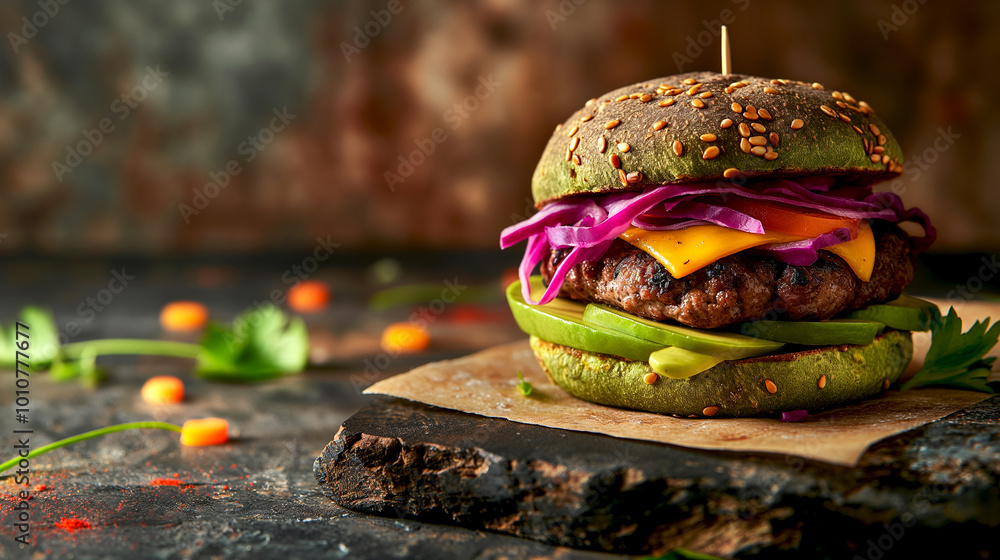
[61,339,202,361]
[0,421,182,475]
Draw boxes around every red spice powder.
[33,484,50,492]
[149,478,182,486]
[55,517,91,532]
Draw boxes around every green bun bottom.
[529,330,913,418]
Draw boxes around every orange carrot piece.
[380,322,430,354]
[288,280,330,313]
[141,376,185,404]
[160,301,209,332]
[179,418,229,446]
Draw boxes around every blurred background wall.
[0,0,997,255]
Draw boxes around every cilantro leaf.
[1,306,60,369]
[901,307,1000,393]
[196,305,309,381]
[516,371,533,396]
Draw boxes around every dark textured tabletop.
[0,252,997,559]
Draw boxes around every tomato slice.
[727,198,860,238]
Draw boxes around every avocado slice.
[648,346,723,379]
[842,295,939,331]
[583,303,784,360]
[506,279,663,362]
[738,318,886,346]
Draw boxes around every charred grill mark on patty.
[540,223,915,329]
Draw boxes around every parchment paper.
[365,300,1000,467]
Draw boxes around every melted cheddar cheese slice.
[619,220,875,282]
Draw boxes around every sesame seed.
[878,135,887,146]
[569,136,580,150]
[863,138,870,152]
[853,125,863,135]
[764,150,778,160]
[819,105,837,118]
[831,91,844,100]
[870,154,881,163]
[691,99,705,108]
[790,119,804,130]
[749,135,767,146]
[764,86,779,94]
[701,133,718,142]
[882,154,890,164]
[700,91,714,99]
[672,140,683,156]
[764,379,777,393]
[618,169,628,186]
[743,109,759,121]
[731,102,743,113]
[838,112,851,123]
[873,146,885,154]
[682,78,698,85]
[869,124,881,136]
[565,149,572,162]
[702,405,719,417]
[751,123,766,133]
[581,114,593,122]
[687,85,702,96]
[751,146,767,156]
[652,120,667,131]
[769,132,779,147]
[770,79,783,85]
[630,93,642,99]
[617,142,631,152]
[572,154,581,165]
[720,118,734,129]
[598,136,607,153]
[843,92,856,103]
[616,94,629,102]
[640,94,653,103]
[723,168,740,178]
[585,98,596,106]
[818,374,827,389]
[859,101,873,113]
[811,82,824,89]
[659,99,676,107]
[730,81,748,88]
[740,138,751,153]
[758,108,772,120]
[883,379,890,390]
[836,101,847,108]
[738,123,751,137]
[605,119,621,129]
[667,88,684,96]
[626,171,643,183]
[610,153,621,168]
[555,123,562,132]
[724,86,735,94]
[702,146,721,159]
[643,372,659,384]
[567,126,579,136]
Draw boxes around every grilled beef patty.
[541,224,915,329]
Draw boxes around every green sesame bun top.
[531,71,904,208]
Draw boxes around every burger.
[500,72,936,418]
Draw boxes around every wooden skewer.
[721,25,731,75]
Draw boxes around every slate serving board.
[315,395,1000,558]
